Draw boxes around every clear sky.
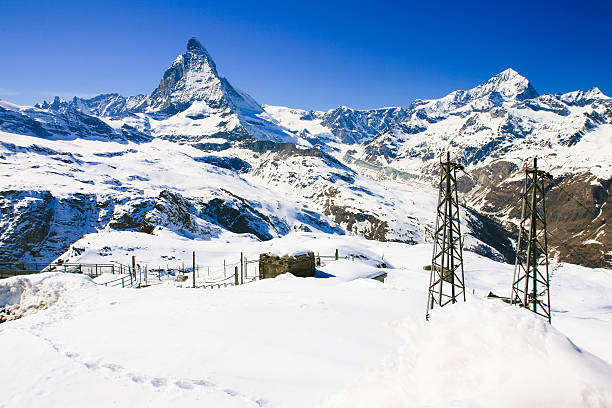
[1,0,611,110]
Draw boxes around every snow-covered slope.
[0,99,149,143]
[263,104,407,145]
[1,234,611,407]
[0,129,511,265]
[355,69,611,173]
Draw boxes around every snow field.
[325,298,612,408]
[1,232,611,407]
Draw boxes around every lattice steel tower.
[511,157,553,323]
[426,152,466,320]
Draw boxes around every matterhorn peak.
[146,37,224,114]
[186,37,210,56]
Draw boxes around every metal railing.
[100,275,131,288]
[0,262,115,279]
[43,263,115,277]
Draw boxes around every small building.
[259,252,315,280]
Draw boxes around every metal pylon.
[426,152,466,320]
[511,157,552,323]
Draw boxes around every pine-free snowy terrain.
[1,233,611,407]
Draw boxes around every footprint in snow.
[193,379,214,387]
[102,363,123,372]
[130,374,146,383]
[175,380,195,389]
[84,362,100,370]
[27,330,268,406]
[151,378,168,387]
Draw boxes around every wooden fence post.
[132,256,136,280]
[235,266,239,286]
[335,249,339,260]
[244,256,249,282]
[240,253,244,284]
[192,251,196,289]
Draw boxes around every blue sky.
[1,0,611,110]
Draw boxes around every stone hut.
[259,252,316,280]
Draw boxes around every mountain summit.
[186,37,210,54]
[410,68,539,114]
[147,37,260,115]
[37,38,296,143]
[475,68,539,102]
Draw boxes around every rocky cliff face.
[458,165,611,267]
[0,191,101,263]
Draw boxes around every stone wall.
[259,252,315,279]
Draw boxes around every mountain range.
[0,37,609,267]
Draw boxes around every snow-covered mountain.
[0,38,609,267]
[35,38,299,145]
[354,69,611,267]
[263,69,612,267]
[264,105,408,145]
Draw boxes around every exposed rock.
[193,156,252,173]
[140,190,221,239]
[201,193,282,241]
[324,203,392,242]
[108,198,156,231]
[0,191,101,264]
[459,163,611,267]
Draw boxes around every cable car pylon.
[426,152,466,320]
[510,157,553,323]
